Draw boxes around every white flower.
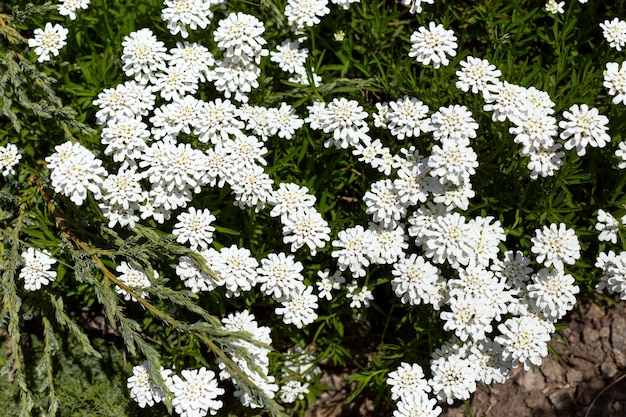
[407,202,447,246]
[210,245,258,297]
[423,212,476,269]
[495,316,552,370]
[596,209,620,243]
[141,140,210,210]
[464,216,503,267]
[168,368,224,417]
[393,395,442,417]
[173,207,216,251]
[429,104,479,145]
[545,0,565,14]
[121,28,168,83]
[428,355,477,404]
[559,104,610,156]
[101,164,144,210]
[153,65,198,101]
[45,141,108,206]
[316,269,345,300]
[19,248,57,291]
[270,39,308,74]
[483,81,526,122]
[526,142,564,180]
[115,261,155,301]
[208,58,261,103]
[391,254,440,305]
[222,135,268,169]
[284,0,330,31]
[169,41,215,82]
[509,105,558,153]
[127,361,166,408]
[161,0,212,39]
[384,96,431,140]
[193,98,244,145]
[441,294,493,342]
[393,161,433,206]
[100,116,150,163]
[604,61,626,105]
[269,183,316,218]
[428,140,478,186]
[531,223,581,270]
[466,339,513,385]
[387,362,431,402]
[279,380,309,403]
[214,12,268,64]
[331,225,375,277]
[491,250,533,289]
[93,81,155,125]
[400,0,434,14]
[176,250,223,293]
[408,22,457,69]
[616,141,626,169]
[320,98,370,149]
[282,207,331,255]
[596,251,626,299]
[28,22,68,62]
[230,165,274,212]
[58,0,90,20]
[239,104,277,140]
[330,0,359,10]
[601,18,626,51]
[275,286,319,328]
[0,143,21,176]
[363,179,407,228]
[368,223,409,265]
[272,103,304,139]
[346,281,374,308]
[456,56,501,95]
[527,268,579,322]
[257,252,305,300]
[431,180,475,211]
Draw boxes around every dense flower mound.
[8,0,626,416]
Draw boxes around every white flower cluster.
[596,250,626,300]
[18,248,57,291]
[127,361,224,416]
[0,143,22,176]
[31,0,621,415]
[114,261,157,302]
[219,310,279,408]
[456,55,611,178]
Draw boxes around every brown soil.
[305,295,626,417]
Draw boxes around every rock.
[599,326,611,339]
[601,361,619,378]
[613,348,626,369]
[566,368,584,385]
[541,357,565,383]
[583,327,600,344]
[585,302,604,324]
[610,316,626,347]
[570,357,599,378]
[517,368,546,392]
[548,387,575,411]
[525,391,549,409]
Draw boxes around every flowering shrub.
[2,0,626,416]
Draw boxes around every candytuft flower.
[408,22,457,69]
[28,22,69,62]
[19,248,57,291]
